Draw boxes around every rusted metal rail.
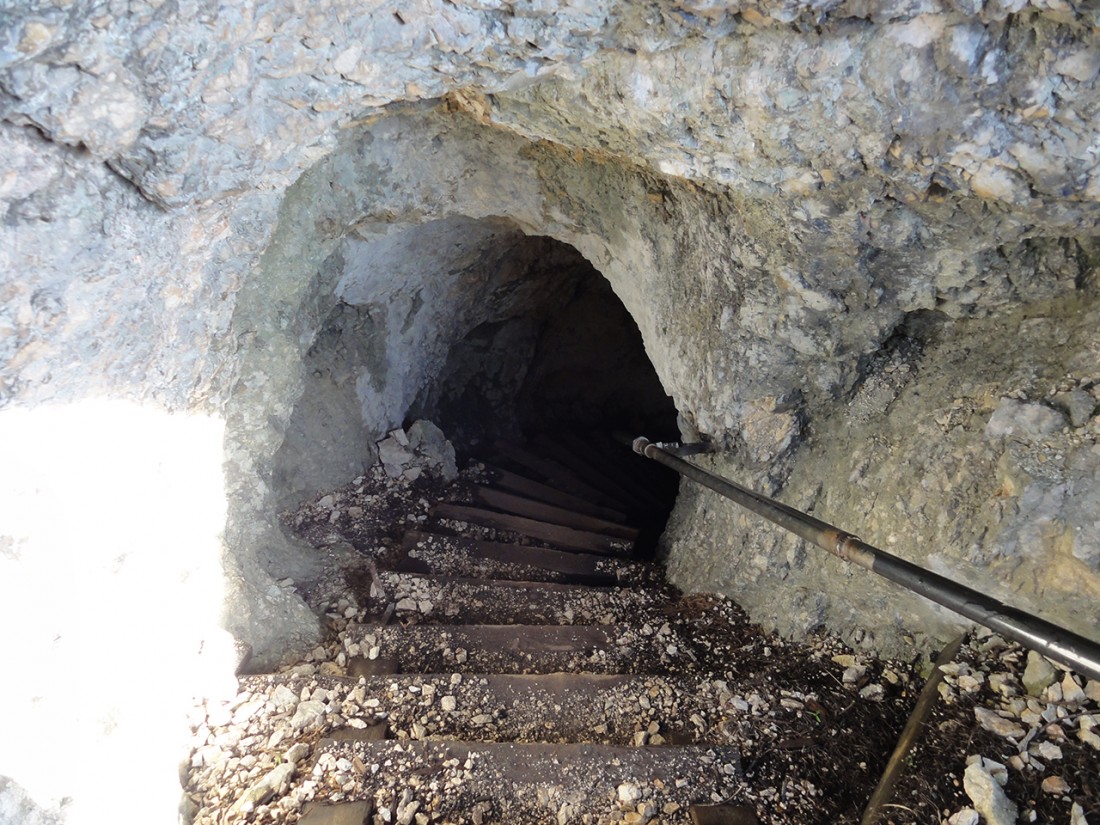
[632,436,1100,682]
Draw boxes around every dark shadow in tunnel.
[408,234,681,552]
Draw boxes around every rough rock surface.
[3,2,1100,821]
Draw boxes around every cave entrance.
[409,233,678,450]
[270,216,682,551]
[406,228,682,543]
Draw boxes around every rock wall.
[2,2,1100,821]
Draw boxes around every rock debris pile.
[185,424,1097,824]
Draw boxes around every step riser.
[472,487,640,539]
[493,441,634,512]
[533,433,654,512]
[556,432,675,512]
[484,465,629,523]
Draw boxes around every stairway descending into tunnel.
[215,433,760,825]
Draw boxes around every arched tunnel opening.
[407,233,680,454]
[270,215,684,571]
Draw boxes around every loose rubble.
[183,433,1099,824]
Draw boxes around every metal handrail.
[632,436,1100,682]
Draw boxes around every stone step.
[312,739,743,824]
[246,672,736,746]
[358,623,695,675]
[471,486,640,540]
[397,531,656,586]
[369,571,670,626]
[431,503,634,555]
[493,441,634,512]
[482,463,630,523]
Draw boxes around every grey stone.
[985,400,1067,441]
[1062,673,1087,706]
[272,684,300,711]
[947,810,979,825]
[973,707,1025,740]
[407,420,458,482]
[228,762,296,817]
[1023,651,1058,697]
[285,742,311,764]
[1054,390,1097,428]
[0,777,62,825]
[963,760,1017,825]
[291,700,327,731]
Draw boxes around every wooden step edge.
[531,433,653,511]
[690,804,761,825]
[431,503,634,556]
[473,487,640,539]
[559,431,676,511]
[378,570,622,594]
[482,464,630,523]
[492,441,635,511]
[399,531,651,585]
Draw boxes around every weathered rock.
[946,809,979,825]
[963,759,1017,825]
[1061,673,1087,706]
[974,707,1025,740]
[1086,679,1100,703]
[1023,652,1058,697]
[291,700,327,731]
[1040,775,1070,795]
[985,400,1067,441]
[228,762,295,816]
[1079,716,1100,750]
[1054,390,1097,429]
[0,777,63,825]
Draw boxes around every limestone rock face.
[3,2,1100,819]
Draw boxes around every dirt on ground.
[178,462,1100,824]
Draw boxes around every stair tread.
[482,463,630,523]
[472,486,640,539]
[557,431,673,511]
[315,740,742,823]
[297,800,373,825]
[365,569,669,625]
[533,432,652,511]
[397,531,655,585]
[493,441,633,511]
[362,623,694,674]
[432,502,634,555]
[243,672,735,746]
